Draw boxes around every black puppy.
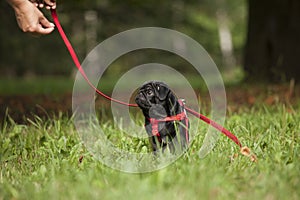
[135,81,189,154]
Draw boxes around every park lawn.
[0,105,299,200]
[0,77,74,96]
[0,71,241,95]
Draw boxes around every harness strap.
[149,100,189,144]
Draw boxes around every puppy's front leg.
[149,136,159,152]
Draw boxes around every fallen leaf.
[240,146,251,156]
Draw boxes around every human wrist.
[7,0,28,10]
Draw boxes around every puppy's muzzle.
[135,92,149,108]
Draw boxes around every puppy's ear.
[154,82,170,101]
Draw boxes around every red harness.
[148,100,189,144]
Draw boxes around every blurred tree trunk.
[216,10,236,68]
[85,10,98,53]
[244,0,300,82]
[216,0,236,69]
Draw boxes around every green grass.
[0,70,244,95]
[0,105,299,200]
[0,77,74,95]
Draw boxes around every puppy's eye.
[146,90,153,95]
[157,86,160,90]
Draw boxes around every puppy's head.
[135,81,178,117]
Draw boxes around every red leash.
[51,9,137,107]
[51,9,249,152]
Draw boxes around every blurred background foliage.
[0,0,247,78]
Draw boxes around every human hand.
[9,0,55,35]
[30,0,56,10]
